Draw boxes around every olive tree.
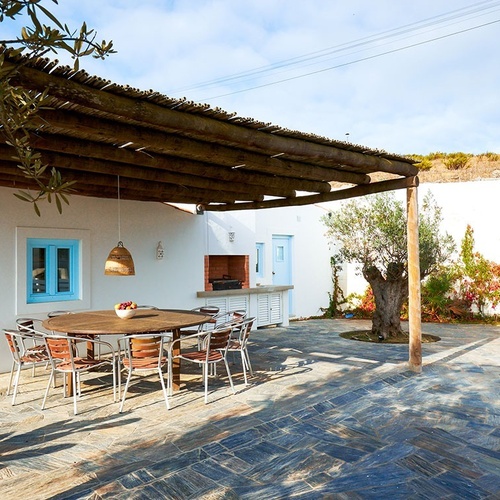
[0,0,115,214]
[322,192,455,339]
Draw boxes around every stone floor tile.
[0,319,499,498]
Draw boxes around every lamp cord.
[118,175,121,242]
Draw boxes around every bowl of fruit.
[114,301,138,319]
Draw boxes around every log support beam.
[407,184,422,373]
[200,176,419,212]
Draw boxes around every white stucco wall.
[0,187,206,372]
[252,204,332,317]
[321,178,500,299]
[0,187,333,372]
[2,178,498,373]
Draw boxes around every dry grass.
[334,155,500,187]
[416,156,500,184]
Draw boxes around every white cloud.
[3,0,499,154]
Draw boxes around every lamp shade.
[104,241,135,276]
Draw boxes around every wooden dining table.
[42,308,211,394]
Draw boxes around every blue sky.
[4,0,500,155]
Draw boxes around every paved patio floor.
[0,319,499,499]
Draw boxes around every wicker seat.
[118,333,171,413]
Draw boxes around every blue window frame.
[27,238,80,303]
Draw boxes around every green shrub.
[427,151,446,160]
[481,151,499,161]
[421,269,455,320]
[416,158,433,171]
[443,152,471,170]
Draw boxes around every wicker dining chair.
[117,333,171,413]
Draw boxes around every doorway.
[272,235,293,313]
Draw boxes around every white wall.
[0,187,333,372]
[4,178,494,373]
[0,186,206,372]
[322,178,500,298]
[253,204,332,317]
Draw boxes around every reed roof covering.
[0,49,419,212]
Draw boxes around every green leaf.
[37,3,64,30]
[55,194,62,213]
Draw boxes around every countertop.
[196,285,294,298]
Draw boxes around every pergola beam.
[201,176,419,212]
[33,109,369,185]
[0,145,297,199]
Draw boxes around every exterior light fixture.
[104,175,135,276]
[156,241,164,260]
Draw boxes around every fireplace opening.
[204,255,249,291]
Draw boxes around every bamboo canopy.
[0,48,419,211]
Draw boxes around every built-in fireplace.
[204,255,249,291]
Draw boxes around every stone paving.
[0,319,499,499]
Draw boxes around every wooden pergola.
[0,50,422,372]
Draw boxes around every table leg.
[171,328,181,391]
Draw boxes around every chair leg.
[241,351,248,385]
[73,372,78,415]
[41,370,54,410]
[223,358,235,395]
[245,350,254,377]
[158,368,170,410]
[7,362,15,397]
[203,364,209,404]
[113,359,118,402]
[119,370,133,413]
[11,364,22,405]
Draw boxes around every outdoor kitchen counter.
[197,285,294,327]
[196,284,293,297]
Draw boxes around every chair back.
[238,317,255,346]
[122,334,168,370]
[4,329,22,363]
[16,317,35,333]
[47,310,74,318]
[45,336,74,362]
[206,327,232,354]
[214,309,247,328]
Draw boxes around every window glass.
[276,245,284,262]
[57,247,71,292]
[256,243,264,278]
[27,239,79,303]
[32,247,46,294]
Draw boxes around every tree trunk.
[363,263,408,340]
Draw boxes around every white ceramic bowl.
[115,308,136,319]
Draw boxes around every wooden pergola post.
[407,184,422,372]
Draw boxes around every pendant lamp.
[104,176,135,276]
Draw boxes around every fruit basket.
[114,301,137,319]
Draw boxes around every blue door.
[272,235,293,313]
